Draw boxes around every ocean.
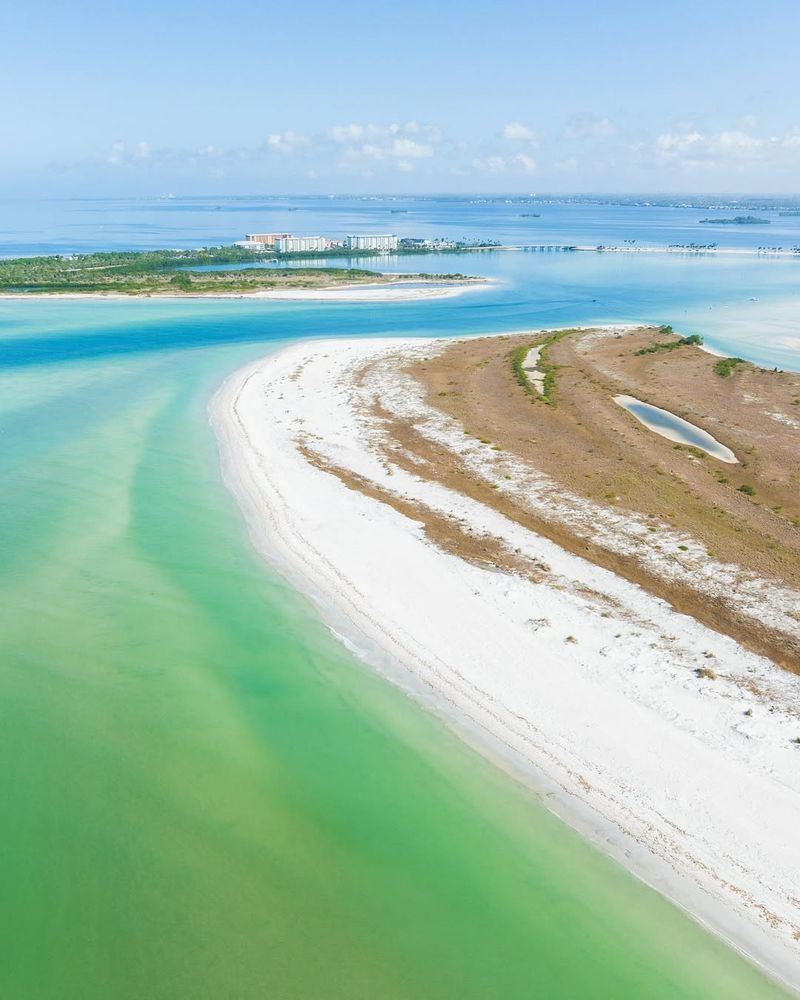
[0,196,796,998]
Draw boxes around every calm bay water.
[1,198,797,998]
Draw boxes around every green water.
[0,311,790,998]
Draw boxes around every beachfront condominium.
[236,233,291,250]
[343,234,399,251]
[274,236,329,253]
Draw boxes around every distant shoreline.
[574,244,800,257]
[0,244,488,299]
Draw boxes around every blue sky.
[3,0,799,194]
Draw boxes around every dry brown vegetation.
[341,326,800,671]
[410,327,800,589]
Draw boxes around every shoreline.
[0,277,493,303]
[411,243,800,257]
[211,334,800,996]
[574,244,800,257]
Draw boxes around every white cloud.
[87,114,799,188]
[267,131,308,154]
[709,130,764,154]
[330,123,364,142]
[347,131,436,162]
[105,140,151,165]
[472,151,536,174]
[330,123,444,170]
[654,128,770,169]
[655,130,704,154]
[403,121,440,138]
[331,122,441,145]
[503,121,535,141]
[391,137,433,158]
[515,153,537,172]
[472,156,507,174]
[563,115,617,141]
[106,141,126,166]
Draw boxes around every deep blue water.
[3,194,800,257]
[1,195,799,371]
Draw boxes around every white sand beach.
[249,280,493,301]
[0,279,492,303]
[212,335,800,993]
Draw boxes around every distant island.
[699,215,770,225]
[0,246,478,297]
[520,212,541,217]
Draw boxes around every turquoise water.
[1,201,798,998]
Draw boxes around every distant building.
[398,237,459,250]
[343,234,398,251]
[274,236,329,253]
[246,232,290,246]
[235,232,291,250]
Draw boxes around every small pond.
[613,395,738,463]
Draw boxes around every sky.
[3,0,799,195]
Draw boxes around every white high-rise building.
[343,234,399,251]
[274,236,329,253]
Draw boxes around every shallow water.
[614,394,739,462]
[0,200,797,998]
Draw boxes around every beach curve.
[211,335,800,994]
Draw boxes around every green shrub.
[634,333,703,356]
[714,357,746,377]
[510,329,575,405]
[511,344,536,396]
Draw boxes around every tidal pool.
[614,394,738,463]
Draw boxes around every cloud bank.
[74,115,800,192]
